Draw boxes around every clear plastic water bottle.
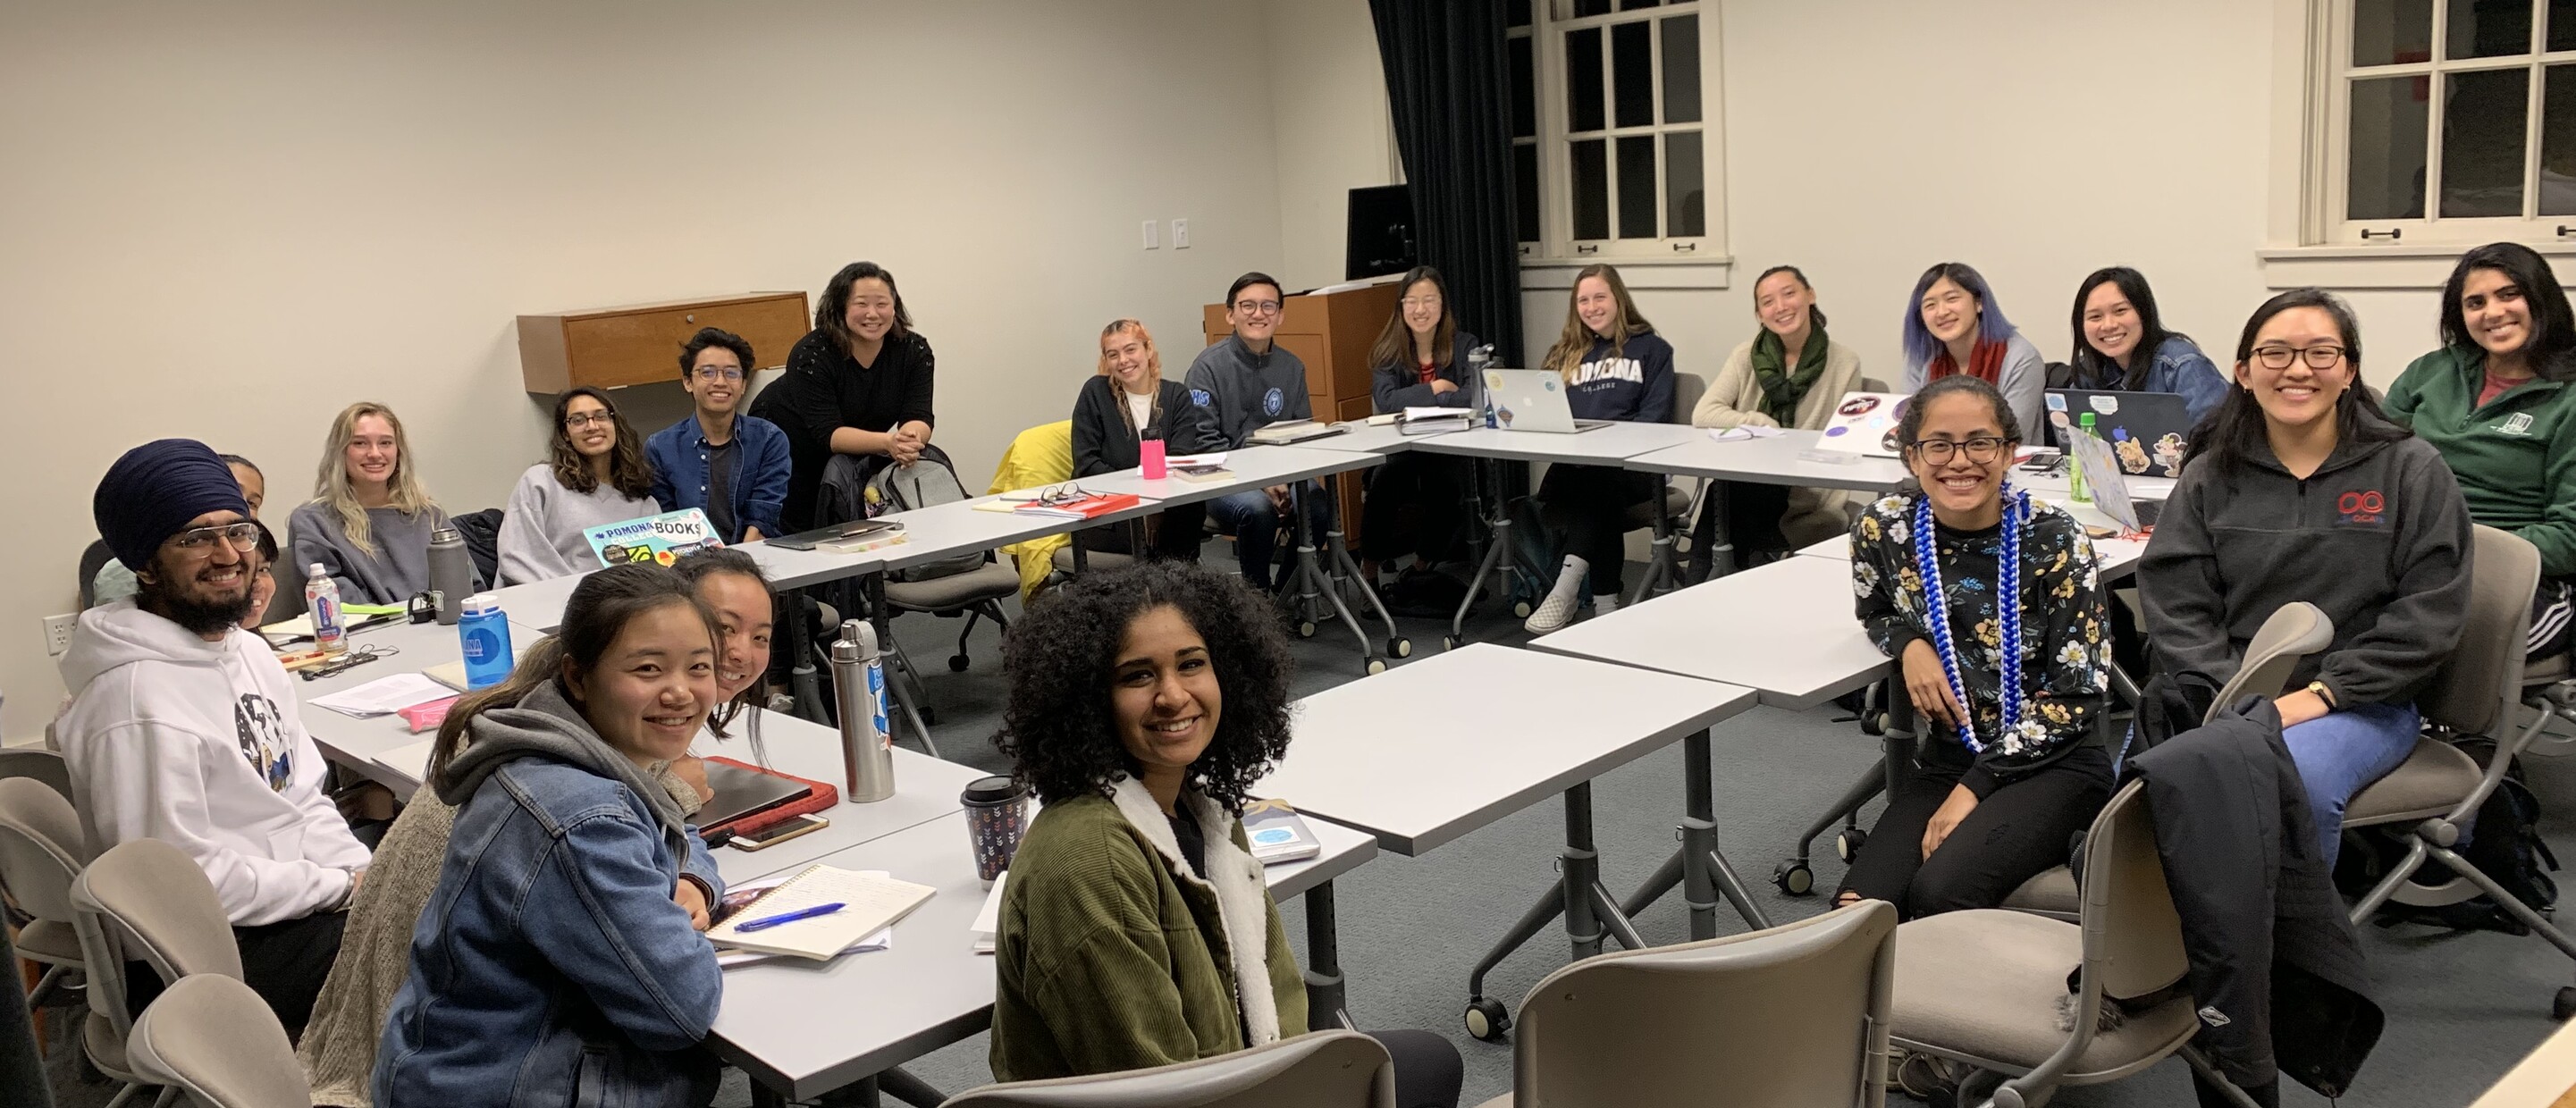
[2070,413,2095,504]
[305,565,348,657]
[458,593,516,689]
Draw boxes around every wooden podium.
[1201,281,1399,542]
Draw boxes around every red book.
[1014,492,1145,520]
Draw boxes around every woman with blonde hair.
[1070,318,1218,559]
[290,401,465,604]
[1523,264,1676,633]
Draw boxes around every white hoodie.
[55,600,368,926]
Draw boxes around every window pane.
[1617,135,1658,238]
[1620,0,1661,9]
[1571,139,1610,240]
[2442,68,2530,217]
[1515,144,1543,243]
[1567,28,1604,132]
[1508,0,1532,29]
[2542,65,2576,214]
[2352,0,2434,66]
[2348,76,2430,219]
[1572,0,1612,16]
[1661,14,1701,123]
[1510,37,1536,139]
[2449,0,2536,58]
[1665,130,1705,238]
[2554,0,2576,51]
[1612,21,1654,128]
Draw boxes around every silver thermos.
[1467,343,1497,427]
[427,526,474,625]
[830,619,896,802]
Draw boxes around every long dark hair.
[674,547,775,736]
[548,386,652,499]
[2067,266,2190,389]
[2180,288,2406,474]
[2440,242,2576,383]
[428,564,720,784]
[1753,264,1829,332]
[815,261,915,356]
[1902,262,2017,371]
[1367,266,1461,374]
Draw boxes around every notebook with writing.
[706,864,937,961]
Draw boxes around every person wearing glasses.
[2141,290,2471,868]
[649,327,792,545]
[1184,272,1328,592]
[1360,266,1482,582]
[58,440,372,1032]
[1836,376,2113,920]
[750,261,937,532]
[92,451,267,609]
[497,386,661,586]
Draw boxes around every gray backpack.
[862,448,985,583]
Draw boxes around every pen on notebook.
[733,902,846,932]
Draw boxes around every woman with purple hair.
[1899,262,2046,437]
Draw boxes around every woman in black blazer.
[1070,319,1218,558]
[1362,266,1481,578]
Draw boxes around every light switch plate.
[1172,219,1190,248]
[1141,220,1158,249]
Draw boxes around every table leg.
[1070,539,1090,574]
[1319,480,1407,661]
[1625,471,1680,607]
[1290,484,1380,669]
[1561,782,1604,959]
[1618,729,1772,936]
[1882,692,1918,802]
[1449,458,1519,647]
[1302,879,1354,1030]
[866,573,939,758]
[1465,884,1566,1012]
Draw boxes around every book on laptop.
[706,864,937,961]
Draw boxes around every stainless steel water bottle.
[427,526,473,625]
[831,619,896,802]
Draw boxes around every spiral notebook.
[706,864,936,961]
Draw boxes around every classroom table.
[1621,428,1910,492]
[1292,419,1466,455]
[1793,504,2152,578]
[493,539,890,634]
[290,617,547,794]
[709,810,1380,1103]
[1251,643,1756,1037]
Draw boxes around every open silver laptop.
[1482,368,1610,433]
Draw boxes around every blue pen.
[733,902,846,932]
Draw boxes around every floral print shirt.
[1850,492,2112,795]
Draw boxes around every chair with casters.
[1475,898,1897,1108]
[1890,779,2263,1108]
[2335,525,2576,1016]
[1999,600,2336,921]
[937,1028,1396,1108]
[125,974,304,1108]
[0,776,94,1019]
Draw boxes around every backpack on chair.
[857,445,984,583]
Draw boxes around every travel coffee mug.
[963,776,1029,888]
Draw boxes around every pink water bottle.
[1140,433,1167,479]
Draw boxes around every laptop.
[1813,391,1912,458]
[2061,422,2161,533]
[1481,368,1611,433]
[2045,390,2194,480]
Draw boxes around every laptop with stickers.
[1481,368,1611,433]
[2045,389,2194,480]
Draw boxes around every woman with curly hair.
[987,561,1460,1108]
[497,386,659,585]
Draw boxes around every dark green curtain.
[1369,0,1524,366]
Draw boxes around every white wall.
[0,0,1323,743]
[1264,0,1400,292]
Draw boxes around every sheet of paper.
[311,673,457,718]
[1706,426,1785,441]
[718,928,891,970]
[970,870,1007,936]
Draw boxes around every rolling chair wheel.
[1364,657,1388,676]
[1463,997,1511,1042]
[1442,635,1462,651]
[947,654,970,673]
[2555,986,2576,1021]
[1389,637,1412,659]
[1511,600,1534,619]
[1772,860,1814,896]
[918,707,939,726]
[1297,620,1317,639]
[1836,827,1869,862]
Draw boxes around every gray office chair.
[69,839,246,1108]
[1891,780,2260,1108]
[0,776,92,1012]
[938,1028,1396,1108]
[1477,898,1897,1108]
[2000,601,2335,920]
[126,974,303,1108]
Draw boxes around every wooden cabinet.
[517,292,811,393]
[1202,281,1400,541]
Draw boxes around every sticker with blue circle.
[1262,387,1284,416]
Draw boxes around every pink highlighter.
[1140,436,1167,479]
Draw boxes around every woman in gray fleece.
[289,401,460,605]
[497,386,660,585]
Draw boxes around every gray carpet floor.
[38,556,2576,1106]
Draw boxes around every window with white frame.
[2322,0,2576,244]
[1508,0,1717,262]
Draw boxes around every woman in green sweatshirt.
[2387,242,2576,658]
[986,561,1460,1108]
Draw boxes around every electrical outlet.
[43,613,76,658]
[1141,219,1158,249]
[1171,219,1190,248]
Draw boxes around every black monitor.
[1344,184,1416,281]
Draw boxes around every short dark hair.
[216,453,260,479]
[993,561,1294,812]
[816,261,915,354]
[2441,242,2576,383]
[678,327,756,382]
[1898,374,2023,448]
[1226,272,1284,309]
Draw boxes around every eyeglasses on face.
[2250,345,2345,371]
[1907,436,2009,465]
[168,523,261,554]
[693,365,745,382]
[1233,299,1283,317]
[564,411,617,429]
[1400,297,1441,310]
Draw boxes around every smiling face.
[2461,266,2535,363]
[1227,281,1283,345]
[1101,328,1153,392]
[343,414,398,491]
[844,277,897,348]
[2236,305,2353,433]
[1754,270,1814,340]
[1110,604,1221,784]
[1401,278,1444,339]
[562,394,617,458]
[1904,391,2014,525]
[227,462,265,516]
[1575,275,1618,338]
[2082,281,2142,365]
[684,345,745,416]
[1920,277,1982,346]
[695,571,773,701]
[569,601,718,767]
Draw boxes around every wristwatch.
[2304,680,2338,710]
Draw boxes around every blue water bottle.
[458,593,515,689]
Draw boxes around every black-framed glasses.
[1233,299,1283,317]
[1034,482,1095,506]
[168,523,261,554]
[693,365,745,382]
[2251,344,2346,370]
[1907,436,2009,465]
[564,411,617,428]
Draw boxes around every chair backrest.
[2080,780,2188,1002]
[0,776,90,924]
[1856,376,1890,394]
[79,538,116,609]
[1668,371,1706,425]
[126,973,307,1108]
[2203,602,2334,725]
[2422,525,2541,736]
[71,838,243,987]
[939,1029,1395,1108]
[1509,899,1898,1107]
[0,747,73,802]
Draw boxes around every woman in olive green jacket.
[988,561,1460,1107]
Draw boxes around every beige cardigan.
[1692,335,1868,548]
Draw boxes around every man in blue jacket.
[649,327,791,544]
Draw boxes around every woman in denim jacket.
[374,564,728,1108]
[2058,266,2229,425]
